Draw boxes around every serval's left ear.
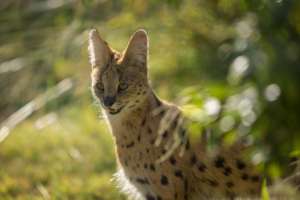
[122,29,148,71]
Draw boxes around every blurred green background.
[0,0,300,199]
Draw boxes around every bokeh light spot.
[264,84,281,102]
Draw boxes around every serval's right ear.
[88,29,111,69]
[122,29,148,71]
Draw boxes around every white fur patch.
[112,169,144,200]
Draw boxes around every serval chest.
[111,103,189,200]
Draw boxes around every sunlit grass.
[0,103,124,200]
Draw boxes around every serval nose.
[103,96,116,107]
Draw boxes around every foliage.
[262,179,270,200]
[0,0,300,199]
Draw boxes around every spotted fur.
[88,29,262,200]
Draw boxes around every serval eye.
[96,82,104,91]
[118,83,128,92]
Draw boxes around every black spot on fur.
[241,173,249,180]
[208,179,219,187]
[141,117,146,126]
[159,110,166,117]
[226,190,236,200]
[184,194,188,200]
[226,181,234,188]
[144,163,148,169]
[126,141,135,148]
[185,139,190,150]
[184,178,189,200]
[174,170,184,179]
[179,128,186,137]
[157,196,162,200]
[236,159,246,170]
[169,156,176,165]
[190,154,197,165]
[223,166,232,176]
[215,156,225,168]
[251,175,260,182]
[172,120,178,129]
[150,139,155,145]
[150,164,156,171]
[184,178,188,191]
[160,175,169,185]
[148,127,152,134]
[146,194,155,200]
[162,131,168,138]
[174,192,178,199]
[137,134,141,142]
[136,177,149,185]
[197,162,207,172]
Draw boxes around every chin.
[107,106,125,115]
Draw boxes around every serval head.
[88,29,149,115]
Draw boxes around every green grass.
[0,103,125,200]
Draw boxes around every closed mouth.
[108,106,125,115]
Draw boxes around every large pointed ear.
[88,29,111,69]
[122,29,148,70]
